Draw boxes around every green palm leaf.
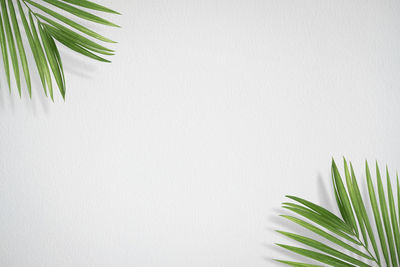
[275,158,400,266]
[0,0,119,99]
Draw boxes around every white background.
[1,0,400,266]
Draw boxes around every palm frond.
[275,158,400,267]
[0,0,119,100]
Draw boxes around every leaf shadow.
[265,205,320,265]
[59,48,98,79]
[0,71,50,115]
[317,172,335,213]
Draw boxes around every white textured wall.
[1,0,400,266]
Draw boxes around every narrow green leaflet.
[41,0,119,27]
[276,244,355,267]
[60,0,120,14]
[38,22,65,98]
[0,11,10,89]
[333,177,349,226]
[282,202,354,235]
[29,12,53,99]
[331,160,358,235]
[282,204,361,245]
[36,14,114,54]
[398,174,400,245]
[281,215,373,260]
[366,161,390,266]
[44,25,110,62]
[25,0,116,43]
[17,0,46,94]
[343,159,367,243]
[8,0,31,96]
[1,0,21,95]
[274,260,322,267]
[376,163,398,267]
[286,195,348,229]
[386,168,400,264]
[350,163,381,264]
[277,231,370,267]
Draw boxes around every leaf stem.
[356,236,380,266]
[21,0,40,23]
